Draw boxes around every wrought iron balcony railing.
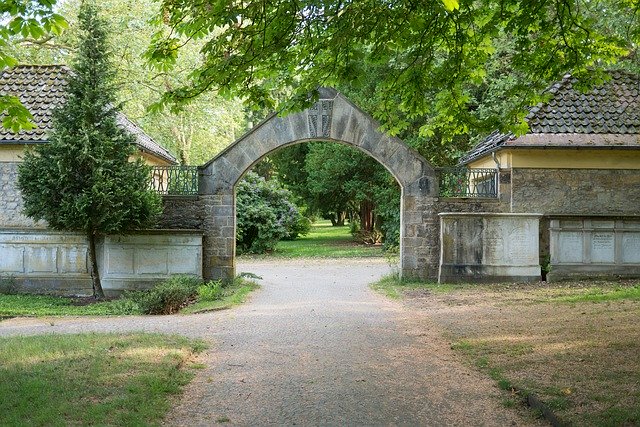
[151,166,199,196]
[438,167,498,198]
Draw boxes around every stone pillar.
[201,192,236,281]
[400,179,440,280]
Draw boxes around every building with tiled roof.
[460,71,640,167]
[455,71,640,281]
[0,64,177,164]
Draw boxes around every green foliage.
[0,333,204,426]
[271,142,400,247]
[0,275,17,295]
[128,275,200,315]
[236,172,308,254]
[17,1,162,233]
[148,0,631,141]
[13,0,247,165]
[16,2,162,297]
[0,0,67,132]
[196,280,223,302]
[181,276,260,314]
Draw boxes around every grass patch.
[401,281,640,426]
[0,294,139,317]
[549,284,640,303]
[0,276,259,318]
[370,274,462,299]
[374,277,640,425]
[0,333,205,426]
[256,220,384,258]
[180,276,259,314]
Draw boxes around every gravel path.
[0,258,533,426]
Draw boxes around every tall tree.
[17,1,162,298]
[148,0,633,140]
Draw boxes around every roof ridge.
[460,70,640,165]
[0,64,177,164]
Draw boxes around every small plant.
[196,280,223,302]
[0,275,18,295]
[129,276,201,315]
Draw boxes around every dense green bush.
[236,172,308,253]
[129,276,200,315]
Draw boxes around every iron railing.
[438,167,498,198]
[151,166,199,195]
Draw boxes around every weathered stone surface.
[157,196,203,229]
[200,91,438,281]
[0,162,44,228]
[548,217,640,281]
[511,169,640,215]
[439,213,542,283]
[0,229,202,296]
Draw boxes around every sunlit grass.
[246,220,385,258]
[0,294,138,317]
[0,333,206,426]
[180,276,259,314]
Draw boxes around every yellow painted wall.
[468,149,640,169]
[1,144,173,166]
[0,145,26,162]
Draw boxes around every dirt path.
[0,258,535,426]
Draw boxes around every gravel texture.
[0,258,535,426]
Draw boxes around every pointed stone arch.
[200,88,439,280]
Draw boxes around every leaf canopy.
[148,0,635,139]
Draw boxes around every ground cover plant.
[250,220,385,259]
[0,333,205,426]
[0,275,258,318]
[373,277,640,426]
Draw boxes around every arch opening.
[200,90,438,281]
[235,140,402,256]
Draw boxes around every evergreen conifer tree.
[18,0,162,298]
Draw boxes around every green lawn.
[0,294,139,317]
[0,333,205,426]
[254,220,385,258]
[0,276,259,318]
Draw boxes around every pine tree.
[18,1,162,298]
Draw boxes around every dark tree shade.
[18,0,162,298]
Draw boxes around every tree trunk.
[360,200,375,232]
[88,232,105,299]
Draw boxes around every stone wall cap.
[0,228,203,235]
[547,214,640,220]
[438,212,544,218]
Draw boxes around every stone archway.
[200,88,439,281]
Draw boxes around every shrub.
[0,275,18,295]
[130,276,200,315]
[236,172,308,253]
[197,280,224,302]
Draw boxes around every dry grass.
[394,280,640,426]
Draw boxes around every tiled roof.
[460,71,640,165]
[0,64,177,164]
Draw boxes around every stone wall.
[439,213,542,283]
[157,196,203,230]
[548,217,640,281]
[0,162,42,228]
[200,90,439,282]
[0,229,202,296]
[511,169,640,215]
